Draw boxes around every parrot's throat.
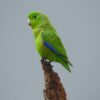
[33,27,42,38]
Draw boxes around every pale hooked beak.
[28,19,31,26]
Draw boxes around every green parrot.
[28,12,72,72]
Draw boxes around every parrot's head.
[28,12,49,29]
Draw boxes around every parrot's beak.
[28,19,31,26]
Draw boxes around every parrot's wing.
[41,31,70,63]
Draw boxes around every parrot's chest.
[35,34,46,56]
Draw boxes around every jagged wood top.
[41,59,68,100]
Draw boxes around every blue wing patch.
[44,42,67,59]
[44,41,73,67]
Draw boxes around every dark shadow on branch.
[41,59,68,100]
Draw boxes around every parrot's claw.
[47,61,53,68]
[41,58,53,68]
[41,57,47,63]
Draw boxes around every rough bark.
[41,59,68,100]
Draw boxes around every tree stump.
[41,59,68,100]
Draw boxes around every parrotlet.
[28,12,72,72]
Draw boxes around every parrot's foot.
[41,57,46,61]
[41,58,53,68]
[41,57,47,63]
[47,61,53,68]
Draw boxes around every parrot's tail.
[61,62,71,72]
[66,59,73,67]
[60,59,72,72]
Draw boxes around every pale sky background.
[0,0,100,100]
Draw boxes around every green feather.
[28,12,72,72]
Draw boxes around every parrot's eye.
[33,15,37,19]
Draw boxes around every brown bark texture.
[41,60,68,100]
